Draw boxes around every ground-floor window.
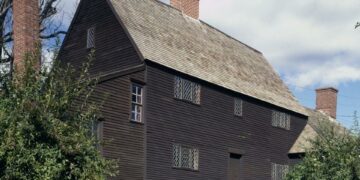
[172,144,199,170]
[271,163,289,180]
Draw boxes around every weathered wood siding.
[95,71,145,180]
[59,0,142,75]
[59,0,308,179]
[58,0,145,179]
[144,62,307,180]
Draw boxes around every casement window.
[87,27,95,49]
[91,119,103,150]
[131,84,143,122]
[173,144,199,170]
[174,76,201,104]
[271,163,289,180]
[234,98,243,116]
[271,110,291,130]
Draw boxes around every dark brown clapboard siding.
[59,0,308,179]
[144,62,307,180]
[59,0,142,75]
[58,0,145,179]
[93,71,145,180]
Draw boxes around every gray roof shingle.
[107,0,307,115]
[289,109,345,153]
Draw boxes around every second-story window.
[272,110,291,130]
[131,84,143,122]
[87,27,95,49]
[234,98,243,116]
[174,76,201,104]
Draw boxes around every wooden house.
[58,0,310,179]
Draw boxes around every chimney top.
[170,0,200,19]
[316,87,338,119]
[316,87,338,93]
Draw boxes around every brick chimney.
[13,0,40,69]
[170,0,200,19]
[316,87,338,119]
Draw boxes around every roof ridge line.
[199,20,263,55]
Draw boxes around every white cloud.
[285,59,360,88]
[199,0,360,88]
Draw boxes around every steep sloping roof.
[289,124,317,154]
[289,109,345,153]
[107,0,307,115]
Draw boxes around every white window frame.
[87,27,96,49]
[131,83,143,123]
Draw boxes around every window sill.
[172,167,199,172]
[272,126,290,131]
[174,98,201,107]
[234,114,243,118]
[129,120,144,125]
[86,47,95,51]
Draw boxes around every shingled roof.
[289,108,346,153]
[107,0,307,115]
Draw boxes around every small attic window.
[87,27,95,49]
[234,98,243,117]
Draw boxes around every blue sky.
[60,0,360,127]
[196,0,360,128]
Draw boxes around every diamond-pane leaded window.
[271,163,289,180]
[272,111,291,130]
[234,98,243,116]
[87,27,95,49]
[173,144,199,170]
[174,77,201,104]
[131,84,143,122]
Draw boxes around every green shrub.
[0,50,117,180]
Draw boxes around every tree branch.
[0,3,11,21]
[0,0,68,65]
[40,30,67,39]
[40,0,58,25]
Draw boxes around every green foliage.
[0,50,117,179]
[287,116,360,180]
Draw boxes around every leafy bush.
[287,117,360,180]
[0,50,117,179]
